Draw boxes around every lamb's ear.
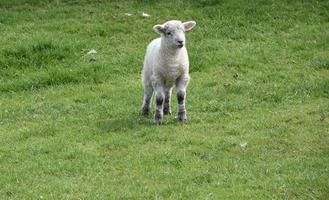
[182,21,196,31]
[153,24,165,34]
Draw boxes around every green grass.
[0,0,329,199]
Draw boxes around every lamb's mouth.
[177,44,184,48]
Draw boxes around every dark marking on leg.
[163,90,172,115]
[141,94,152,116]
[177,91,187,121]
[154,95,164,124]
[163,107,171,115]
[156,96,163,106]
[177,92,185,104]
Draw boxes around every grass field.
[0,0,329,199]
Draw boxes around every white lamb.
[141,20,196,124]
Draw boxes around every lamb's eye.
[166,31,172,36]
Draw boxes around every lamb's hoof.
[178,112,187,121]
[163,109,172,115]
[154,112,163,125]
[142,112,149,117]
[153,119,163,125]
[141,108,149,117]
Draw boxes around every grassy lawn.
[0,0,328,199]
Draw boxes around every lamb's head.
[153,20,196,49]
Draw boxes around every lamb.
[141,20,196,124]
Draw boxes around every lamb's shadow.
[98,116,143,133]
[98,112,186,133]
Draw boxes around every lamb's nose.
[177,40,183,44]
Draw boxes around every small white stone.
[142,12,151,17]
[239,142,247,148]
[124,13,132,16]
[87,49,97,55]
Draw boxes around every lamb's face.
[153,20,196,49]
[162,21,186,49]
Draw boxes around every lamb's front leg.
[163,87,172,115]
[176,76,190,121]
[154,85,165,125]
[141,84,153,116]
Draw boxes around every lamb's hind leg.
[163,87,172,115]
[154,85,165,125]
[141,85,153,116]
